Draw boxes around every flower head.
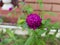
[26,13,42,30]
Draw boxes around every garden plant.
[0,0,60,45]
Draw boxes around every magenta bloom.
[9,8,13,11]
[26,13,42,30]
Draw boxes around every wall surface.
[23,0,60,23]
[0,0,60,23]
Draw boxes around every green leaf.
[6,29,15,38]
[42,19,51,26]
[19,14,26,19]
[17,21,28,30]
[40,11,46,19]
[40,11,56,19]
[46,12,56,16]
[37,0,44,9]
[8,13,12,16]
[0,18,3,23]
[24,36,34,45]
[42,20,46,24]
[17,18,25,26]
[2,38,12,44]
[0,43,2,45]
[36,29,46,35]
[17,14,26,26]
[22,22,28,30]
[15,38,26,45]
[23,5,33,14]
[19,2,25,5]
[45,19,51,24]
[27,29,32,35]
[49,35,55,40]
[52,22,60,29]
[37,0,43,2]
[35,37,46,45]
[43,19,52,28]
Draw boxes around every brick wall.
[23,0,60,23]
[0,0,60,23]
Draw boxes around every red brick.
[25,0,57,3]
[18,0,22,1]
[25,0,60,3]
[43,0,60,3]
[0,7,22,17]
[28,11,60,23]
[44,12,60,23]
[25,3,51,11]
[43,0,52,3]
[25,3,39,10]
[25,0,37,2]
[43,4,51,11]
[33,11,60,23]
[44,13,58,23]
[32,11,39,14]
[25,0,52,3]
[52,5,60,11]
[52,0,60,3]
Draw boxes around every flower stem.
[45,28,50,35]
[54,29,58,36]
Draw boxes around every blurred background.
[0,0,60,24]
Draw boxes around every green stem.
[54,29,58,36]
[45,28,50,35]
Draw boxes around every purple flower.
[26,13,42,30]
[9,8,13,11]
